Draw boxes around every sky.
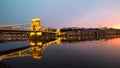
[0,0,120,28]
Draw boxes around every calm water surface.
[1,38,120,68]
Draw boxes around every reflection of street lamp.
[29,41,36,46]
[37,42,42,46]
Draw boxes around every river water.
[0,36,120,68]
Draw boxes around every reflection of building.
[61,35,120,42]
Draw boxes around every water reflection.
[61,35,120,42]
[0,35,120,68]
[0,35,120,60]
[0,37,61,61]
[0,61,10,68]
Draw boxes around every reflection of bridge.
[0,34,120,61]
[0,38,61,61]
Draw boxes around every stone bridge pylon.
[31,18,41,31]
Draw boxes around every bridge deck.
[0,29,56,33]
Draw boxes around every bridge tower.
[31,18,41,31]
[30,18,42,36]
[56,29,61,36]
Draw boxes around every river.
[0,36,120,68]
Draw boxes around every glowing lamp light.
[30,42,35,46]
[37,42,42,46]
[36,32,42,35]
[30,32,35,36]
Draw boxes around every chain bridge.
[0,18,61,38]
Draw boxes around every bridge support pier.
[30,32,42,36]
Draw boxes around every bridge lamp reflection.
[30,42,35,46]
[37,42,42,46]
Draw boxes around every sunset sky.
[0,0,120,28]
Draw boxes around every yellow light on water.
[30,42,35,46]
[37,42,42,46]
[33,55,42,59]
[56,38,61,45]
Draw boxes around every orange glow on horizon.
[102,18,120,29]
[112,24,120,29]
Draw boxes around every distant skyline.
[0,0,120,28]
